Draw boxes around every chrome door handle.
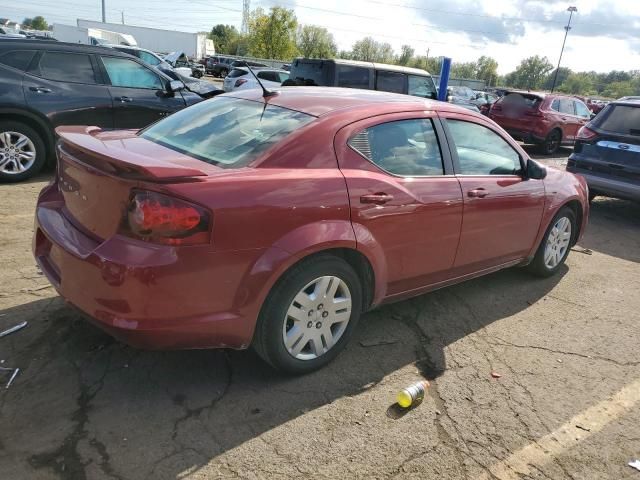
[467,188,489,198]
[116,96,133,103]
[360,193,394,205]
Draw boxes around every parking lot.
[1,149,639,479]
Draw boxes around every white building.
[76,19,214,60]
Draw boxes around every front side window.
[37,52,96,84]
[140,96,314,168]
[575,101,591,118]
[446,119,521,175]
[0,50,36,71]
[101,56,162,89]
[408,75,436,99]
[348,119,444,176]
[376,70,405,94]
[551,99,560,111]
[337,65,370,89]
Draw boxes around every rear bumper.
[33,187,263,350]
[567,163,640,202]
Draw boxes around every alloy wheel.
[544,216,572,269]
[282,275,352,361]
[0,131,36,175]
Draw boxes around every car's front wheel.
[0,121,46,182]
[253,255,363,374]
[527,207,576,277]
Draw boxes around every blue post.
[437,57,452,102]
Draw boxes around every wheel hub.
[544,216,572,269]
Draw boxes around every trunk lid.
[55,126,214,240]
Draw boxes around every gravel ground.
[0,151,639,480]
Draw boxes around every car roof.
[0,39,136,57]
[293,58,431,76]
[610,100,640,107]
[225,86,477,118]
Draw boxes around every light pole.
[101,0,106,22]
[551,6,577,92]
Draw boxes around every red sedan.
[34,88,589,373]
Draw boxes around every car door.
[334,113,464,296]
[557,98,580,141]
[98,55,186,129]
[440,113,545,272]
[23,50,113,129]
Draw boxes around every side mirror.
[168,80,184,93]
[526,159,547,180]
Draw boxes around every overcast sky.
[4,0,640,74]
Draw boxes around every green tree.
[209,24,240,55]
[476,56,498,86]
[248,7,298,60]
[504,55,553,89]
[296,25,337,58]
[398,45,414,66]
[409,55,441,74]
[451,61,477,79]
[22,16,47,30]
[543,67,572,90]
[558,73,596,95]
[602,81,635,99]
[350,37,395,63]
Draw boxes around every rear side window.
[257,71,279,82]
[408,75,437,99]
[594,105,640,136]
[551,99,560,111]
[376,70,405,94]
[140,96,314,168]
[575,101,591,118]
[446,120,521,175]
[101,56,162,89]
[349,119,444,176]
[0,50,35,71]
[559,99,575,115]
[337,65,370,89]
[37,52,96,84]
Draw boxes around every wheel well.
[284,248,376,311]
[550,127,563,140]
[1,113,54,161]
[563,200,583,246]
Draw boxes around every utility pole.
[101,0,106,22]
[551,6,577,92]
[241,0,250,34]
[121,10,124,24]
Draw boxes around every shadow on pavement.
[580,197,640,263]
[0,265,566,479]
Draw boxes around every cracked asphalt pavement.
[1,149,639,479]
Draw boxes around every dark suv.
[567,100,640,202]
[205,56,236,77]
[0,40,203,181]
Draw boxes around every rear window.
[228,68,247,78]
[0,50,35,71]
[594,104,640,136]
[140,97,315,168]
[500,93,542,109]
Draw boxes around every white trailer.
[52,24,136,46]
[76,19,214,60]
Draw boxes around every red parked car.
[34,88,589,373]
[489,91,593,155]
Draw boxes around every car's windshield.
[140,96,314,167]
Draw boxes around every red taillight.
[576,126,598,141]
[235,78,248,87]
[120,190,211,246]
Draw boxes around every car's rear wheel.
[0,121,46,182]
[220,68,229,78]
[539,129,562,155]
[527,207,576,277]
[253,255,362,374]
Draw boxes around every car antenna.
[241,62,278,98]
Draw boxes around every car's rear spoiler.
[55,126,208,181]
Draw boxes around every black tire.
[0,121,47,182]
[253,255,363,374]
[538,129,562,155]
[527,206,576,277]
[220,68,229,78]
